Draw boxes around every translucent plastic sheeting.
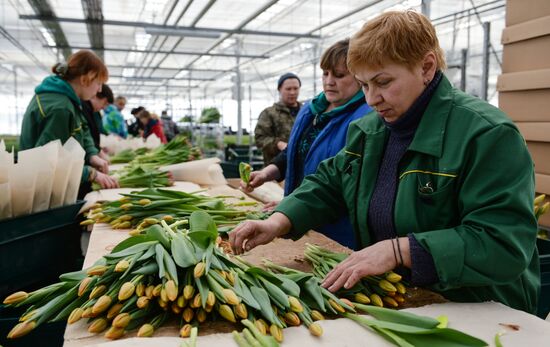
[17,140,60,213]
[160,157,227,185]
[63,137,86,206]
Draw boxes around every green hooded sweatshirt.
[19,75,99,182]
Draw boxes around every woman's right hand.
[229,212,291,255]
[240,164,280,192]
[94,171,119,189]
[241,171,268,192]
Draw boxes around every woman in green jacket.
[230,11,539,313]
[19,50,118,189]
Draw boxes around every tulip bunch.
[110,148,150,164]
[304,244,407,308]
[81,187,265,232]
[93,165,173,190]
[130,135,202,166]
[4,212,353,342]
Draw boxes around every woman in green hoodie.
[20,50,118,189]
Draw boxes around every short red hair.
[348,10,446,72]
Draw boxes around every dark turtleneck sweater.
[367,71,443,286]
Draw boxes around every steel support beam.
[44,45,269,59]
[481,22,490,101]
[81,0,104,59]
[19,15,321,39]
[108,65,226,73]
[460,48,468,92]
[27,0,72,60]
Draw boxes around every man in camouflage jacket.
[255,73,302,165]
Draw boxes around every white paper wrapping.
[0,140,13,219]
[50,146,71,208]
[144,133,161,149]
[160,158,227,185]
[9,162,36,217]
[18,140,60,213]
[63,137,86,205]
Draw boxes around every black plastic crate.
[0,201,85,298]
[220,161,264,179]
[0,305,65,347]
[538,254,550,319]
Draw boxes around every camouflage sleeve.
[254,108,279,159]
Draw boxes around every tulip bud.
[137,323,154,337]
[206,291,216,307]
[77,277,94,297]
[152,284,162,297]
[191,293,202,308]
[370,294,384,307]
[254,319,268,335]
[157,297,168,309]
[183,285,195,300]
[87,265,108,276]
[339,297,355,309]
[183,307,194,323]
[80,219,95,226]
[145,285,154,298]
[218,304,236,323]
[138,199,151,206]
[309,322,323,337]
[105,326,125,340]
[120,203,133,210]
[162,215,174,222]
[194,262,206,278]
[7,320,36,339]
[197,308,207,323]
[535,194,546,205]
[383,296,399,308]
[269,324,283,343]
[20,309,37,322]
[226,271,235,286]
[92,295,112,314]
[394,294,405,303]
[328,299,345,313]
[288,296,303,313]
[143,217,158,225]
[88,317,108,333]
[378,279,397,293]
[165,280,178,302]
[354,293,371,304]
[160,288,168,302]
[311,310,325,321]
[137,296,150,309]
[136,283,146,297]
[395,282,407,295]
[81,307,94,318]
[118,282,136,301]
[180,323,192,338]
[115,221,132,229]
[171,302,182,315]
[68,308,84,324]
[234,303,248,319]
[119,214,133,221]
[222,288,240,305]
[114,260,130,272]
[112,313,131,328]
[385,272,402,283]
[177,295,186,308]
[283,312,300,326]
[98,215,112,223]
[89,285,107,299]
[129,229,141,236]
[3,291,28,305]
[107,303,123,319]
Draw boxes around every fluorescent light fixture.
[145,27,222,39]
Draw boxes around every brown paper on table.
[63,137,86,205]
[160,158,227,186]
[18,140,60,213]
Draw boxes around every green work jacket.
[19,76,98,182]
[276,75,540,313]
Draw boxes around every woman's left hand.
[89,155,109,174]
[321,238,408,292]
